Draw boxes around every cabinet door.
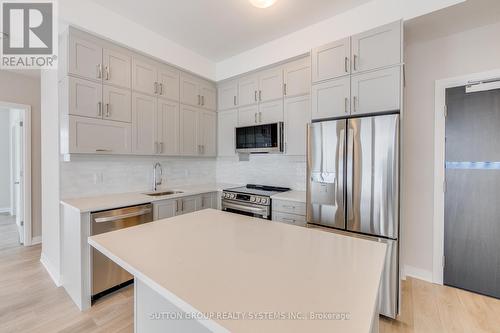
[103,48,131,88]
[351,66,401,115]
[103,86,131,123]
[199,110,217,156]
[131,93,157,154]
[284,95,311,156]
[68,36,102,81]
[217,109,237,157]
[258,67,283,103]
[180,73,201,107]
[198,193,214,210]
[238,104,259,127]
[132,58,157,96]
[284,57,311,98]
[157,99,180,156]
[158,65,180,102]
[311,77,350,120]
[259,100,283,124]
[153,200,176,220]
[238,76,259,107]
[199,82,217,111]
[218,80,238,110]
[68,116,131,154]
[311,38,350,83]
[351,21,401,73]
[178,196,197,215]
[68,77,102,119]
[180,105,199,156]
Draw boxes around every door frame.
[433,68,500,285]
[0,101,32,246]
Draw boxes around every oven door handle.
[222,201,268,214]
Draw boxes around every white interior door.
[12,122,23,243]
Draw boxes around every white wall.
[40,69,61,284]
[0,71,41,238]
[402,21,500,280]
[0,111,10,210]
[59,0,215,80]
[216,0,464,80]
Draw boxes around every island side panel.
[61,204,92,310]
[135,278,215,333]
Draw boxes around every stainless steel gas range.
[221,184,290,220]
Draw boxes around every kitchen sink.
[143,191,183,197]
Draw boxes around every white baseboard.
[0,207,11,213]
[40,252,62,287]
[31,236,42,245]
[403,265,433,283]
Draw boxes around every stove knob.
[261,198,268,204]
[231,193,236,199]
[250,196,256,202]
[223,193,228,198]
[255,197,261,203]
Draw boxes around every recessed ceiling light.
[249,0,278,9]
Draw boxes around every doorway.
[443,82,500,299]
[0,103,31,247]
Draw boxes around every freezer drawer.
[346,114,399,239]
[306,120,346,229]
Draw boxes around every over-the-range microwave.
[235,122,284,154]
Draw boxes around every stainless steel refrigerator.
[306,114,400,318]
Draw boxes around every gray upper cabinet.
[180,73,216,110]
[131,92,157,155]
[157,65,180,102]
[284,95,311,156]
[284,57,311,98]
[311,76,350,120]
[132,57,157,96]
[180,104,200,156]
[68,35,102,81]
[238,76,259,107]
[68,77,102,119]
[217,109,237,157]
[157,99,180,156]
[258,67,283,103]
[102,85,131,123]
[102,47,131,89]
[199,82,217,111]
[312,38,350,83]
[351,66,401,115]
[351,21,402,73]
[218,80,238,111]
[198,110,217,157]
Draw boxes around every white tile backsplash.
[60,154,307,199]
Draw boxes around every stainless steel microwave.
[235,122,284,153]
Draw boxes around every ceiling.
[89,0,371,61]
[405,0,500,44]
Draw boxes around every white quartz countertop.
[60,183,240,213]
[271,190,306,203]
[88,209,386,333]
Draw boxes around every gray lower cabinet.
[272,199,307,227]
[153,193,217,220]
[351,66,401,115]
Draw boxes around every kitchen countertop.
[271,190,306,203]
[60,183,240,213]
[88,209,386,333]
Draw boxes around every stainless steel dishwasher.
[91,204,153,301]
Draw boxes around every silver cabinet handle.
[105,103,110,117]
[282,205,296,209]
[159,142,163,154]
[94,208,152,223]
[175,200,179,212]
[259,112,262,123]
[154,82,158,94]
[97,64,102,79]
[281,218,296,223]
[181,199,184,211]
[283,83,287,96]
[197,94,201,105]
[97,101,102,117]
[345,57,349,73]
[254,113,257,123]
[233,96,237,106]
[353,54,358,71]
[105,66,110,80]
[254,90,257,102]
[259,90,262,101]
[353,96,357,113]
[95,149,112,152]
[159,83,163,95]
[201,95,205,106]
[345,97,349,113]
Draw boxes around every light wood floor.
[1,213,499,332]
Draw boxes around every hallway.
[0,213,19,250]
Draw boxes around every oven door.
[221,199,270,220]
[235,122,283,153]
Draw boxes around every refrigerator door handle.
[346,126,355,222]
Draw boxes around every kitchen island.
[89,209,387,333]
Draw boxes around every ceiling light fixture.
[249,0,278,9]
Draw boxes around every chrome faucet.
[152,162,163,192]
